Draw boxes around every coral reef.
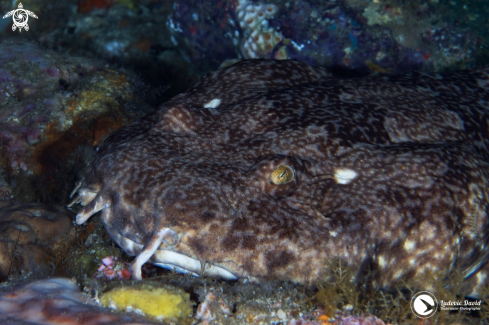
[0,37,151,204]
[2,0,487,91]
[0,0,197,100]
[1,3,489,324]
[0,271,487,324]
[234,0,285,59]
[166,0,488,74]
[0,201,76,281]
[63,215,127,280]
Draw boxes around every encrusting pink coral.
[92,255,132,281]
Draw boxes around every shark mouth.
[69,184,238,281]
[108,229,239,281]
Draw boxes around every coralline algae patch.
[31,70,135,175]
[100,285,193,323]
[69,69,134,118]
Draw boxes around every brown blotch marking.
[391,190,409,207]
[266,249,296,270]
[241,235,257,250]
[449,207,464,229]
[201,211,215,221]
[222,234,240,251]
[277,219,300,240]
[241,258,256,273]
[135,212,155,234]
[187,237,209,256]
[231,216,250,230]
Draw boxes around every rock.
[0,278,161,324]
[0,38,152,204]
[0,202,76,281]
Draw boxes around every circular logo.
[411,291,438,318]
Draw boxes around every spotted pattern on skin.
[72,60,489,295]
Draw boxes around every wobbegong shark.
[70,59,489,296]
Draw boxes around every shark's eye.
[270,165,294,185]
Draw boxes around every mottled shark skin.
[71,60,489,296]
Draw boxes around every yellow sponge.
[100,285,193,322]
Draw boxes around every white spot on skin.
[334,169,357,184]
[329,230,337,237]
[393,269,403,279]
[378,256,386,269]
[409,258,416,266]
[477,272,487,285]
[468,272,487,298]
[404,240,416,251]
[204,98,221,108]
[425,228,436,240]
